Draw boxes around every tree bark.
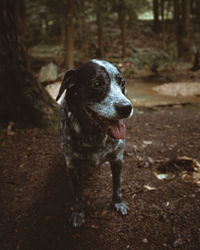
[64,0,74,69]
[0,0,58,129]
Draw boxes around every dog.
[56,59,133,227]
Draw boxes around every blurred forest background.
[1,0,200,129]
[25,0,199,67]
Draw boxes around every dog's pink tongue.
[106,120,126,139]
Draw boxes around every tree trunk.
[191,51,200,70]
[78,0,88,62]
[0,0,58,129]
[64,0,74,69]
[173,0,180,26]
[65,23,74,69]
[153,0,160,33]
[196,0,200,25]
[96,9,104,58]
[118,9,126,59]
[173,0,182,57]
[181,0,191,57]
[161,0,166,48]
[176,0,191,58]
[166,0,172,20]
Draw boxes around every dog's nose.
[115,103,133,118]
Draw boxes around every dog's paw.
[70,211,85,228]
[114,202,129,215]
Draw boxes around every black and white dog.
[56,59,133,227]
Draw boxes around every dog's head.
[56,59,133,139]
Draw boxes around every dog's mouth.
[104,119,126,139]
[85,108,126,139]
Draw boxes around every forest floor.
[1,100,200,249]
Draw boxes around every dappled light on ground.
[154,82,200,97]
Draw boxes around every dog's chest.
[60,101,124,167]
[77,135,113,165]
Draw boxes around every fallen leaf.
[144,184,157,191]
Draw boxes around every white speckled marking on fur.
[92,59,119,76]
[115,139,124,161]
[91,59,133,119]
[73,121,81,134]
[57,91,65,105]
[68,111,72,117]
[129,107,133,118]
[90,81,132,120]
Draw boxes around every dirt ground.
[1,104,200,250]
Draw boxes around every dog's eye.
[120,80,125,88]
[117,77,125,94]
[116,76,125,87]
[91,81,101,89]
[119,79,125,90]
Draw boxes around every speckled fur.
[60,98,125,169]
[57,59,132,227]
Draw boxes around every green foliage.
[122,45,178,75]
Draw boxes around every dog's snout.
[115,103,133,118]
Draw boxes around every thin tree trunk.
[79,0,88,61]
[0,0,58,129]
[166,0,172,20]
[96,6,104,58]
[65,23,74,69]
[153,0,160,33]
[196,0,200,24]
[191,51,200,70]
[161,0,166,48]
[118,9,126,59]
[175,0,191,58]
[173,0,179,26]
[182,0,191,57]
[173,0,182,57]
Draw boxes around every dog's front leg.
[110,159,129,215]
[68,166,85,227]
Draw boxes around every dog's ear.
[56,70,76,101]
